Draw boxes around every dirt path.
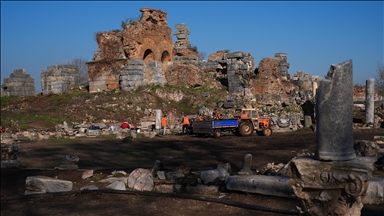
[1,129,383,215]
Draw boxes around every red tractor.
[233,108,272,136]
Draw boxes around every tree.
[69,57,89,86]
[199,51,206,60]
[375,61,384,96]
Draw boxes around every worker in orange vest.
[214,109,220,120]
[161,115,167,136]
[181,115,190,135]
[241,111,249,119]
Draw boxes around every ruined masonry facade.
[87,8,172,93]
[1,69,36,97]
[41,65,79,95]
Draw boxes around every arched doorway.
[161,50,171,74]
[143,49,154,62]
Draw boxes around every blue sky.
[1,1,383,92]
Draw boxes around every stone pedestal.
[288,156,374,216]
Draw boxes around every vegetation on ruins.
[0,77,229,131]
[120,16,140,29]
[68,57,89,86]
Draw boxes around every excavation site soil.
[1,128,383,216]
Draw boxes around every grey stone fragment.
[239,154,253,175]
[106,181,126,190]
[200,168,229,184]
[128,168,154,191]
[315,60,355,161]
[362,177,384,204]
[304,115,312,128]
[80,185,99,191]
[157,171,166,180]
[81,170,94,179]
[25,176,73,192]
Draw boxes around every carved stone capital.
[288,156,374,216]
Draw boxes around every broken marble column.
[238,153,253,175]
[155,109,162,130]
[315,60,355,161]
[288,60,374,216]
[312,81,318,98]
[365,78,375,125]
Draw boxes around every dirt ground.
[1,128,384,216]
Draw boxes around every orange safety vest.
[161,117,167,127]
[182,116,190,126]
[241,113,249,119]
[198,116,203,121]
[215,111,220,120]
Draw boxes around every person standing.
[181,115,190,135]
[161,115,167,136]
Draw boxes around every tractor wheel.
[239,121,254,136]
[263,128,272,136]
[213,129,221,138]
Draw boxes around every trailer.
[192,108,272,138]
[192,119,239,138]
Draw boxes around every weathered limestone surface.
[365,78,375,124]
[288,156,375,216]
[274,52,290,79]
[172,23,199,59]
[164,62,208,88]
[1,69,36,96]
[226,175,294,198]
[88,8,172,92]
[226,51,255,93]
[315,60,355,161]
[119,58,144,92]
[173,23,191,49]
[253,57,295,103]
[128,168,154,191]
[25,176,73,192]
[122,7,172,65]
[41,65,79,95]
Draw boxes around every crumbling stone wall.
[173,23,191,49]
[120,58,144,91]
[172,23,199,60]
[88,8,173,93]
[273,53,290,80]
[1,69,36,97]
[226,52,255,93]
[253,58,295,104]
[41,65,79,95]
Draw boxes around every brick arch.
[161,50,171,62]
[143,49,154,62]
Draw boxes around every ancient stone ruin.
[40,65,79,95]
[172,23,199,60]
[87,8,173,93]
[288,60,374,216]
[1,69,36,97]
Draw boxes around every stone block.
[362,177,384,204]
[225,175,295,198]
[25,176,73,192]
